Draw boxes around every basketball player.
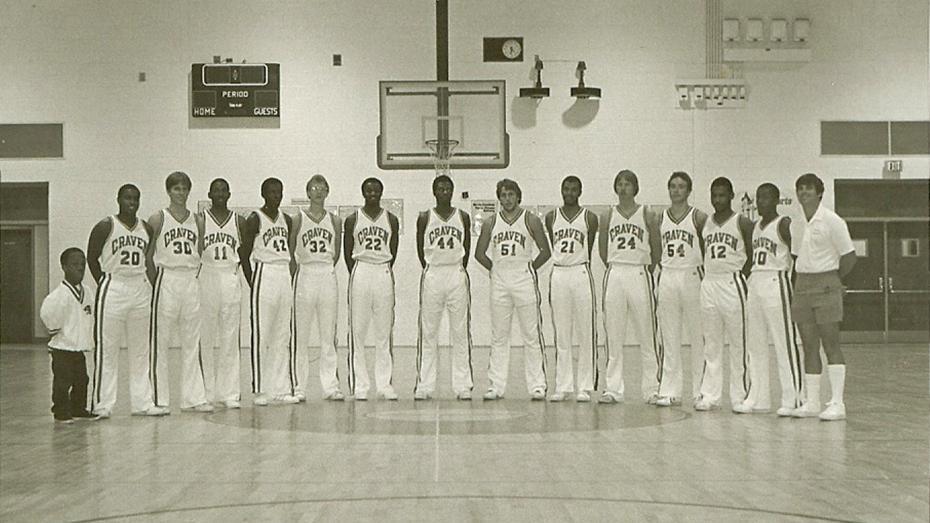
[655,171,708,407]
[790,173,856,421]
[599,170,662,404]
[199,178,245,409]
[344,177,400,401]
[87,184,167,417]
[413,175,473,401]
[734,183,803,416]
[695,177,753,411]
[147,171,212,413]
[289,174,344,402]
[545,175,598,402]
[475,179,551,400]
[240,178,299,406]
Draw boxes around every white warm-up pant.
[548,264,597,395]
[602,264,661,400]
[199,266,241,403]
[292,263,340,398]
[745,271,804,410]
[699,272,750,406]
[656,267,705,400]
[487,264,547,396]
[250,262,293,397]
[348,261,395,397]
[415,264,474,396]
[92,274,154,414]
[150,268,207,409]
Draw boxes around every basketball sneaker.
[54,415,74,424]
[776,406,794,417]
[92,409,111,419]
[324,391,345,401]
[732,401,770,414]
[456,390,472,401]
[272,394,300,405]
[294,391,307,403]
[72,410,101,421]
[644,393,660,405]
[483,389,502,401]
[224,400,241,409]
[133,406,170,416]
[182,403,215,413]
[576,391,591,402]
[693,398,718,411]
[379,389,399,401]
[548,392,565,402]
[655,396,681,407]
[354,391,368,401]
[819,401,846,421]
[252,395,269,407]
[530,388,546,401]
[414,390,431,401]
[791,401,821,418]
[598,392,622,404]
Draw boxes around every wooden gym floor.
[0,342,927,522]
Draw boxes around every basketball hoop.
[425,139,459,177]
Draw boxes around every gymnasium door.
[0,228,34,342]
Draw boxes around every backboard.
[377,80,509,170]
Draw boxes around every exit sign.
[885,160,903,172]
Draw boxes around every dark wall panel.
[0,124,63,158]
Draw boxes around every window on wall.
[821,121,930,155]
[0,124,64,158]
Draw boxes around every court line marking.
[69,494,867,523]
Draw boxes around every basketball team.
[42,169,856,424]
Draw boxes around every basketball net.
[425,139,459,177]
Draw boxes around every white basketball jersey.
[252,209,291,265]
[424,208,466,266]
[703,213,746,274]
[295,209,337,264]
[201,209,240,270]
[490,210,533,268]
[550,208,590,266]
[154,209,199,269]
[352,209,393,264]
[100,216,149,276]
[660,207,702,269]
[752,215,791,272]
[606,205,650,265]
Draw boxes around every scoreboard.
[191,63,280,117]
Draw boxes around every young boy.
[40,248,99,423]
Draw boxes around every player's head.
[496,178,522,211]
[614,170,639,198]
[306,174,330,203]
[165,171,192,206]
[208,178,230,208]
[432,175,454,205]
[561,175,582,206]
[59,247,86,285]
[710,176,734,212]
[260,177,284,209]
[116,184,140,216]
[361,177,383,206]
[667,171,693,204]
[795,172,824,205]
[755,183,780,216]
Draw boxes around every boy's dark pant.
[50,349,89,418]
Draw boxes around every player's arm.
[474,216,494,272]
[331,214,343,266]
[693,208,708,258]
[645,207,663,269]
[39,289,65,336]
[238,212,260,286]
[461,211,471,270]
[86,218,112,283]
[144,214,161,285]
[287,211,301,260]
[283,212,296,277]
[598,210,610,266]
[585,210,598,262]
[343,213,356,273]
[738,214,754,276]
[778,216,794,273]
[387,213,400,268]
[544,210,556,245]
[835,219,857,281]
[235,213,247,269]
[415,211,428,269]
[527,213,551,271]
[195,212,205,256]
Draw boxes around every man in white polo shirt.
[789,173,856,421]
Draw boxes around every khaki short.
[792,271,844,324]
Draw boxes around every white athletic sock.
[827,364,846,404]
[804,374,821,409]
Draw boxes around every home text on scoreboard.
[191,63,280,117]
